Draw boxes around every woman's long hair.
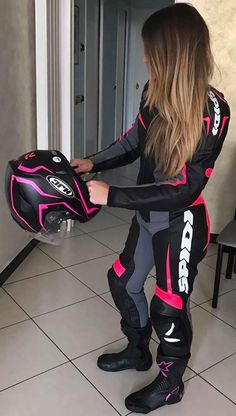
[142,3,214,179]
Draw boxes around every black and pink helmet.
[5,150,100,242]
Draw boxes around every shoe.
[125,348,190,413]
[97,318,153,372]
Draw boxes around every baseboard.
[0,239,39,286]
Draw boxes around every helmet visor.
[34,211,68,245]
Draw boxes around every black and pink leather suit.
[87,82,230,359]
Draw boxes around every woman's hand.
[70,158,94,174]
[87,180,109,205]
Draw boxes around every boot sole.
[125,390,184,413]
[97,359,152,372]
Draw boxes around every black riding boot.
[125,346,190,413]
[97,318,153,372]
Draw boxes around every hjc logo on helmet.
[178,210,194,294]
[46,176,75,198]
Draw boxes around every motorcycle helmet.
[5,150,101,244]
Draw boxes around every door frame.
[35,0,128,159]
[35,0,74,159]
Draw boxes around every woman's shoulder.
[207,85,230,116]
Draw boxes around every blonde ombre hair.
[142,3,214,179]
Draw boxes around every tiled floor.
[0,163,236,415]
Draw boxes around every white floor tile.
[104,206,134,223]
[189,307,236,373]
[190,261,236,304]
[0,289,28,329]
[0,363,119,416]
[203,252,235,276]
[149,376,236,415]
[63,225,84,239]
[34,297,123,359]
[77,209,125,233]
[201,289,236,328]
[5,269,95,317]
[201,354,236,403]
[39,234,113,267]
[0,321,66,391]
[67,253,118,294]
[100,170,136,186]
[4,248,61,285]
[74,339,195,416]
[89,224,131,252]
[204,243,218,258]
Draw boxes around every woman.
[71,3,230,414]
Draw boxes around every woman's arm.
[107,102,230,211]
[86,114,141,173]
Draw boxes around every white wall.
[0,0,37,272]
[176,0,236,233]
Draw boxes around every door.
[125,8,156,129]
[99,0,129,150]
[74,0,85,157]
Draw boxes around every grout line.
[69,361,122,416]
[37,246,117,269]
[198,352,236,375]
[76,219,127,234]
[31,295,98,319]
[3,267,63,286]
[197,287,236,307]
[71,336,126,361]
[0,288,122,415]
[0,318,31,332]
[197,373,236,406]
[65,252,118,269]
[194,304,236,331]
[0,362,69,394]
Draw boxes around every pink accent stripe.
[18,164,53,174]
[190,194,205,207]
[219,116,229,139]
[203,202,211,250]
[14,176,60,199]
[113,258,126,277]
[138,114,146,130]
[205,168,213,178]
[190,195,210,250]
[166,245,172,293]
[164,164,187,187]
[73,179,99,215]
[10,176,36,232]
[155,284,183,310]
[203,116,211,135]
[124,122,135,137]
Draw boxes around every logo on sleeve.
[208,90,221,136]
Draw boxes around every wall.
[0,0,37,272]
[175,1,236,232]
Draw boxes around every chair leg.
[212,244,224,308]
[234,255,236,274]
[226,252,234,279]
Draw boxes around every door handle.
[75,95,84,104]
